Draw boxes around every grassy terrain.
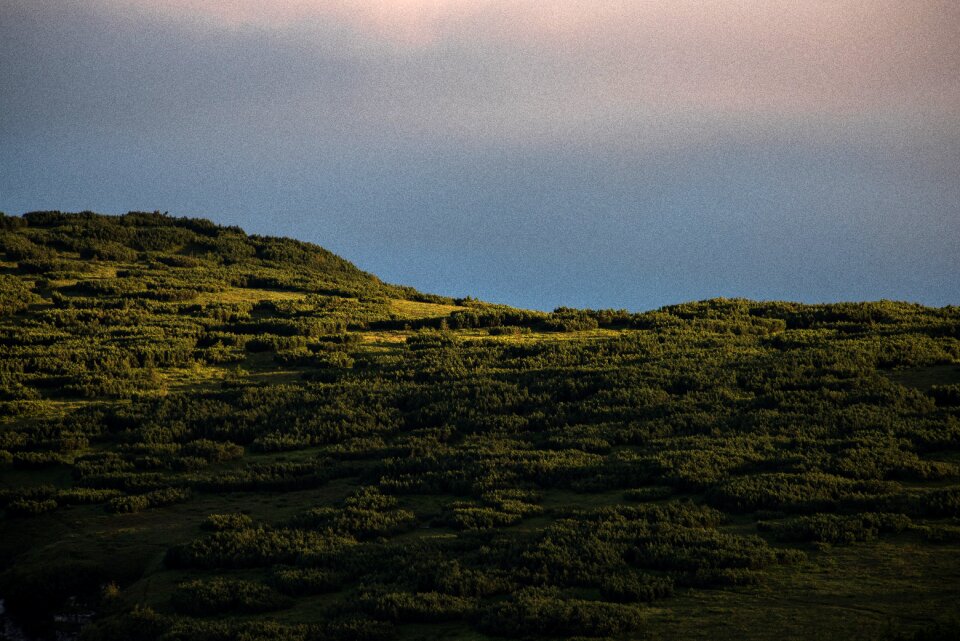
[0,211,958,641]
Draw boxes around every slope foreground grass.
[0,211,958,641]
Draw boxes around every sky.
[1,1,958,310]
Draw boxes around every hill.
[0,211,959,641]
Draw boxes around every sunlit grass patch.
[387,298,466,320]
[196,286,309,305]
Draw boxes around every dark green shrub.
[758,512,912,544]
[106,487,191,513]
[6,498,58,516]
[600,572,674,603]
[268,566,341,596]
[202,512,254,531]
[480,587,643,638]
[171,578,292,615]
[360,589,475,623]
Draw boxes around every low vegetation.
[0,211,957,640]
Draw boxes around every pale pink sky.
[103,0,488,42]
[98,0,959,119]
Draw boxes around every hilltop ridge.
[0,209,448,302]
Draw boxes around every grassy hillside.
[0,211,959,641]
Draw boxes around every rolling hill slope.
[0,211,959,641]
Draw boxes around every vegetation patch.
[0,212,957,640]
